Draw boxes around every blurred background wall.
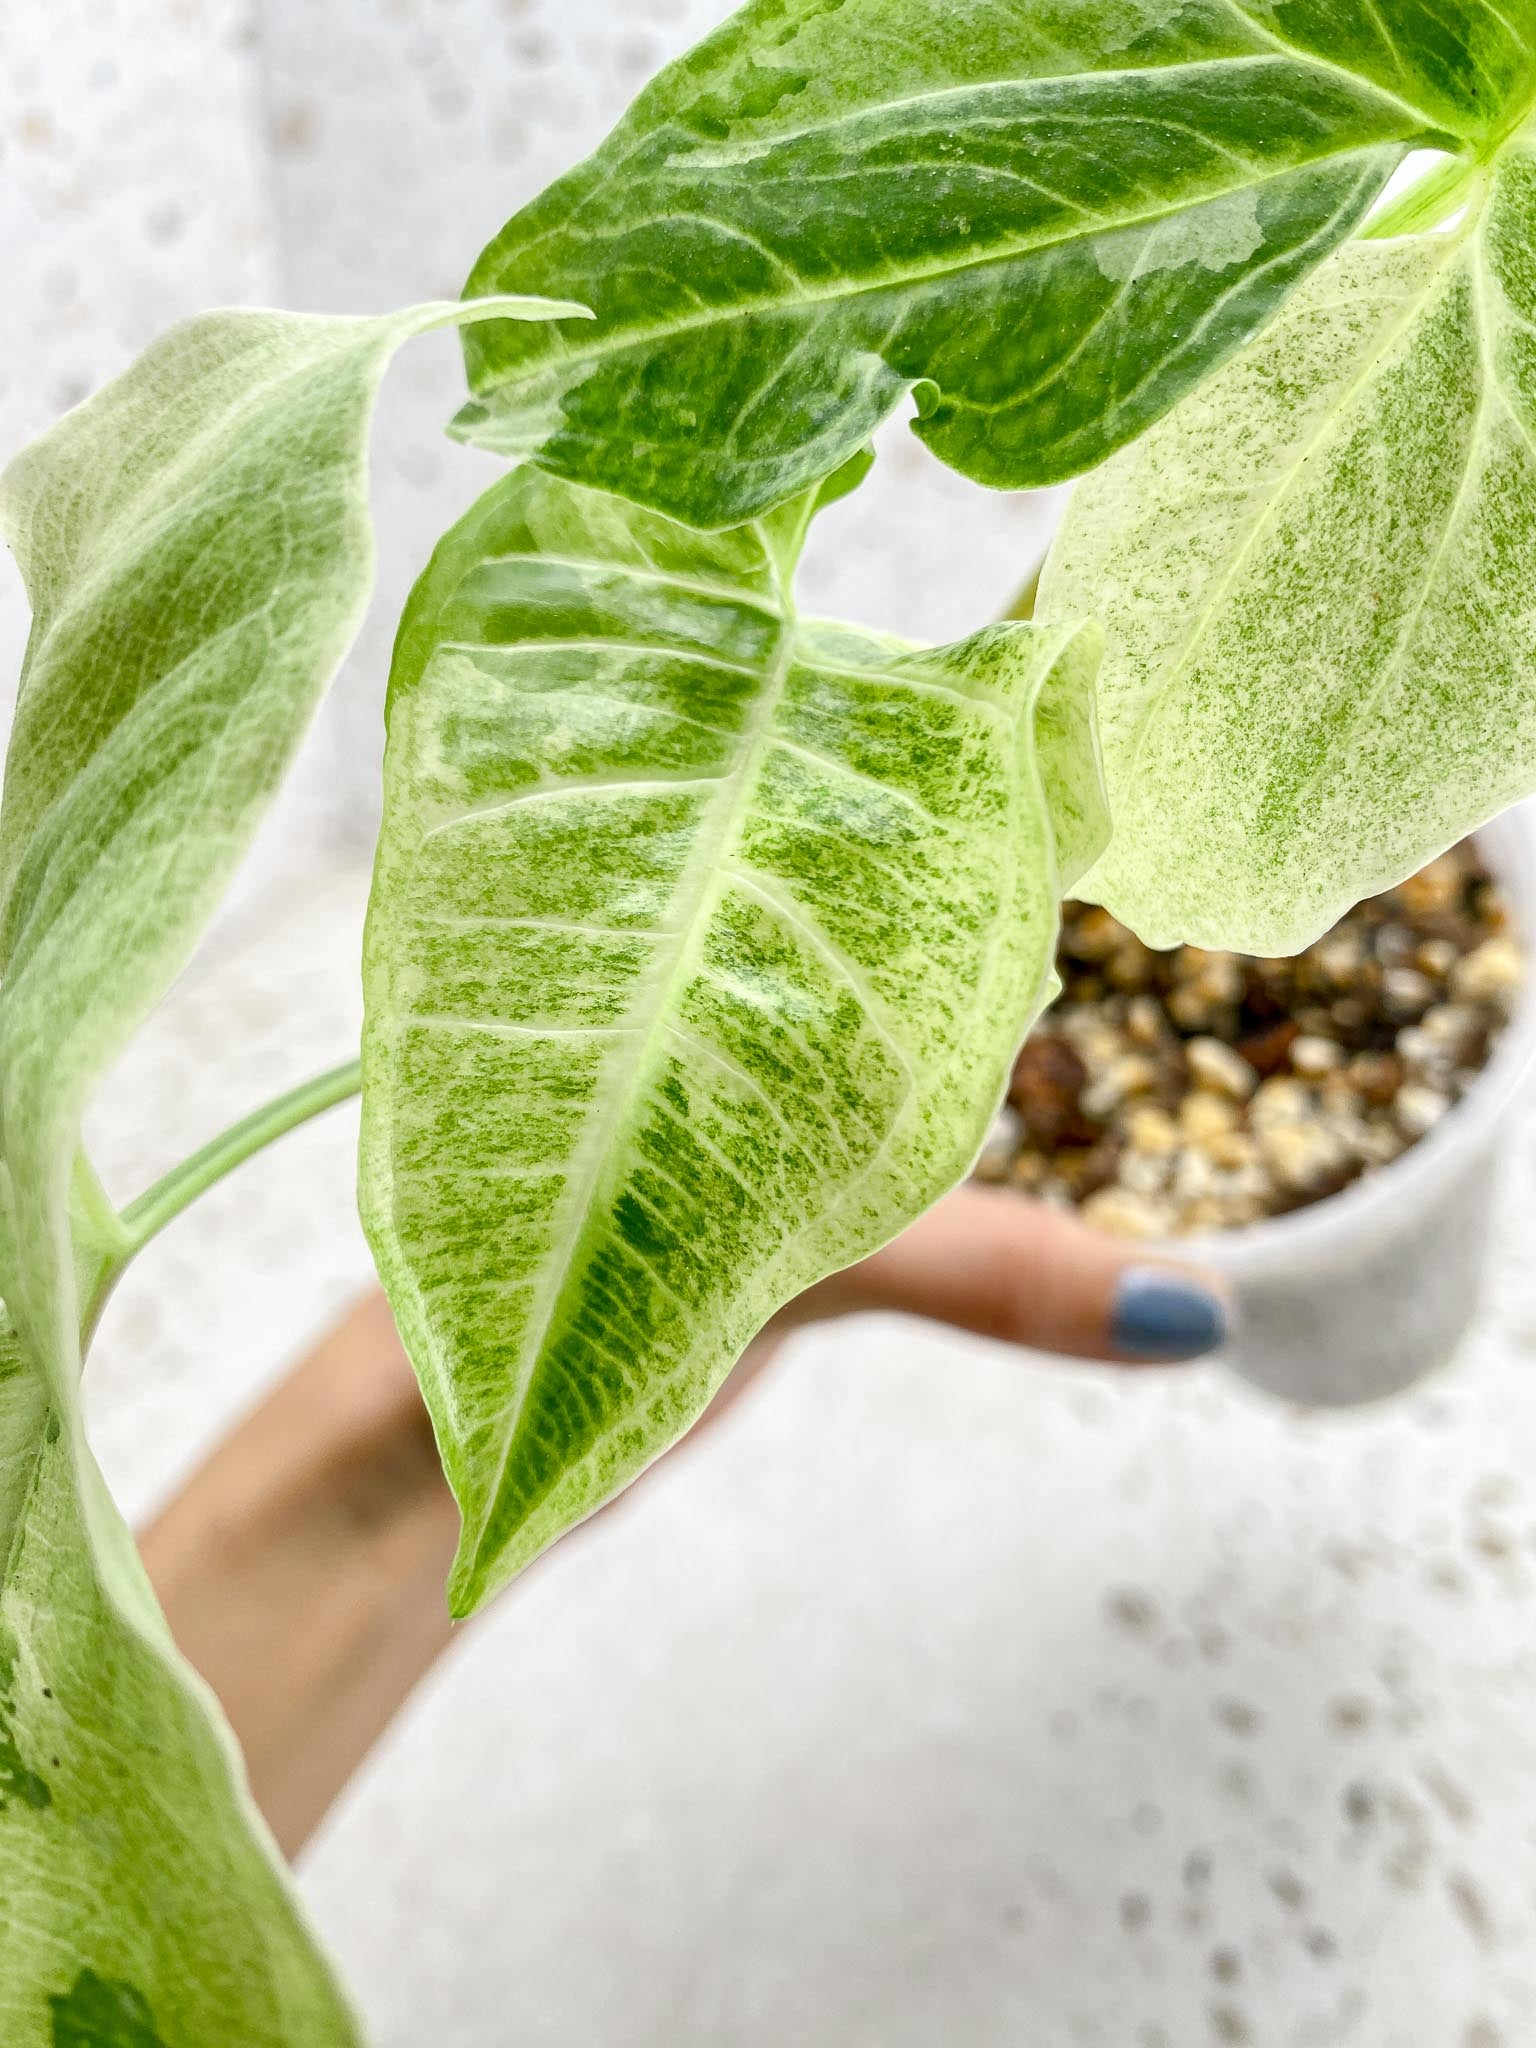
[7,7,1536,2046]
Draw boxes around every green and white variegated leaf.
[361,462,1106,1613]
[1040,131,1536,955]
[454,0,1536,528]
[0,1341,362,2048]
[0,294,578,2043]
[0,1168,359,2044]
[0,294,582,1390]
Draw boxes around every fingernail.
[1112,1267,1228,1360]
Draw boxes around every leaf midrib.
[469,148,1408,404]
[474,632,1068,1587]
[450,537,817,1578]
[496,23,1453,287]
[1294,176,1536,816]
[1088,223,1472,804]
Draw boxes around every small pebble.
[1397,1083,1451,1139]
[1258,1121,1349,1198]
[1235,1019,1299,1077]
[1291,1034,1344,1076]
[1421,1004,1483,1055]
[1397,855,1461,917]
[1208,1130,1258,1171]
[1010,1153,1049,1193]
[1350,1052,1403,1106]
[1062,907,1121,961]
[1125,995,1167,1047]
[1080,1187,1172,1239]
[1082,1054,1157,1119]
[1311,932,1365,985]
[1354,1122,1406,1167]
[1417,937,1458,978]
[975,1107,1024,1183]
[1382,967,1435,1019]
[1181,1091,1240,1144]
[1187,1037,1258,1100]
[1105,937,1158,991]
[1058,1012,1121,1068]
[1173,1148,1220,1203]
[1453,936,1523,1009]
[1121,1150,1172,1197]
[1250,1078,1312,1128]
[1010,1035,1088,1143]
[1125,1104,1180,1156]
[1395,1025,1445,1075]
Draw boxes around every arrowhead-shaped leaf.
[1040,133,1536,954]
[455,0,1536,527]
[360,463,1105,1611]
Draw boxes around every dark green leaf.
[455,0,1536,526]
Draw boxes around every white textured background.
[5,6,1536,2046]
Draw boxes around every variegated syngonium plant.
[0,0,1533,2037]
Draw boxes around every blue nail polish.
[1112,1268,1228,1359]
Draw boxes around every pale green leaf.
[454,0,1536,528]
[0,293,579,2043]
[0,295,583,1391]
[0,1174,356,2043]
[1040,133,1536,954]
[360,463,1105,1612]
[0,1350,360,2048]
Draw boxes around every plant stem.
[1002,553,1045,622]
[119,1058,362,1258]
[1362,154,1480,241]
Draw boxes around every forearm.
[135,1190,1219,1859]
[138,1294,461,1859]
[137,1296,783,1857]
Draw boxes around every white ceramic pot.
[1186,803,1536,1407]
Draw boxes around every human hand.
[140,1187,1226,1855]
[766,1180,1228,1363]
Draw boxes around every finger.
[779,1183,1229,1365]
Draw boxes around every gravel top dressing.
[977,843,1526,1239]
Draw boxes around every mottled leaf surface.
[1040,134,1536,954]
[0,295,579,1390]
[0,1183,351,2045]
[0,1343,355,2048]
[0,295,575,2042]
[457,0,1536,526]
[361,464,1105,1611]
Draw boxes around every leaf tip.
[445,1544,497,1622]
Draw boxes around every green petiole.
[1361,152,1481,240]
[118,1057,363,1259]
[77,1058,363,1348]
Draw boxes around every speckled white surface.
[8,6,1536,2047]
